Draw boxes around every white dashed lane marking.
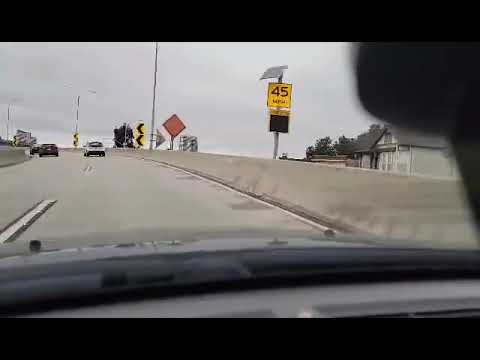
[0,200,57,243]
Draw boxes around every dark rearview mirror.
[353,42,480,137]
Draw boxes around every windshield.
[0,43,478,305]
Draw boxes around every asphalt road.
[0,151,329,249]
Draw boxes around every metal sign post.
[273,131,279,159]
[260,66,292,160]
[272,74,283,159]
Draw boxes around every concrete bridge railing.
[0,148,29,168]
[109,148,478,248]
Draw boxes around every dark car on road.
[30,144,40,155]
[39,144,59,157]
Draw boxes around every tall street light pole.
[149,42,159,150]
[7,103,10,141]
[75,95,80,135]
[64,85,96,147]
[6,98,22,141]
[74,90,96,133]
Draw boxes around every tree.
[369,124,383,132]
[308,136,336,156]
[334,135,356,156]
[306,124,384,159]
[306,146,315,158]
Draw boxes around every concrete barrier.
[59,147,83,152]
[0,148,29,168]
[111,149,478,248]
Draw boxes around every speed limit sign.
[267,83,293,109]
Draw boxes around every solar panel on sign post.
[260,65,288,80]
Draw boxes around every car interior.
[5,43,480,318]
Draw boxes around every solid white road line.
[0,200,57,244]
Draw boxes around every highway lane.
[0,151,328,249]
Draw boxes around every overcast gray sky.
[0,42,378,158]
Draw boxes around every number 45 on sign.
[267,83,293,109]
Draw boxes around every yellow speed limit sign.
[267,83,292,109]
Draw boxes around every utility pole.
[149,42,159,150]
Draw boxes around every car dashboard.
[19,279,480,318]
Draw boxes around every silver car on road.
[84,141,105,157]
